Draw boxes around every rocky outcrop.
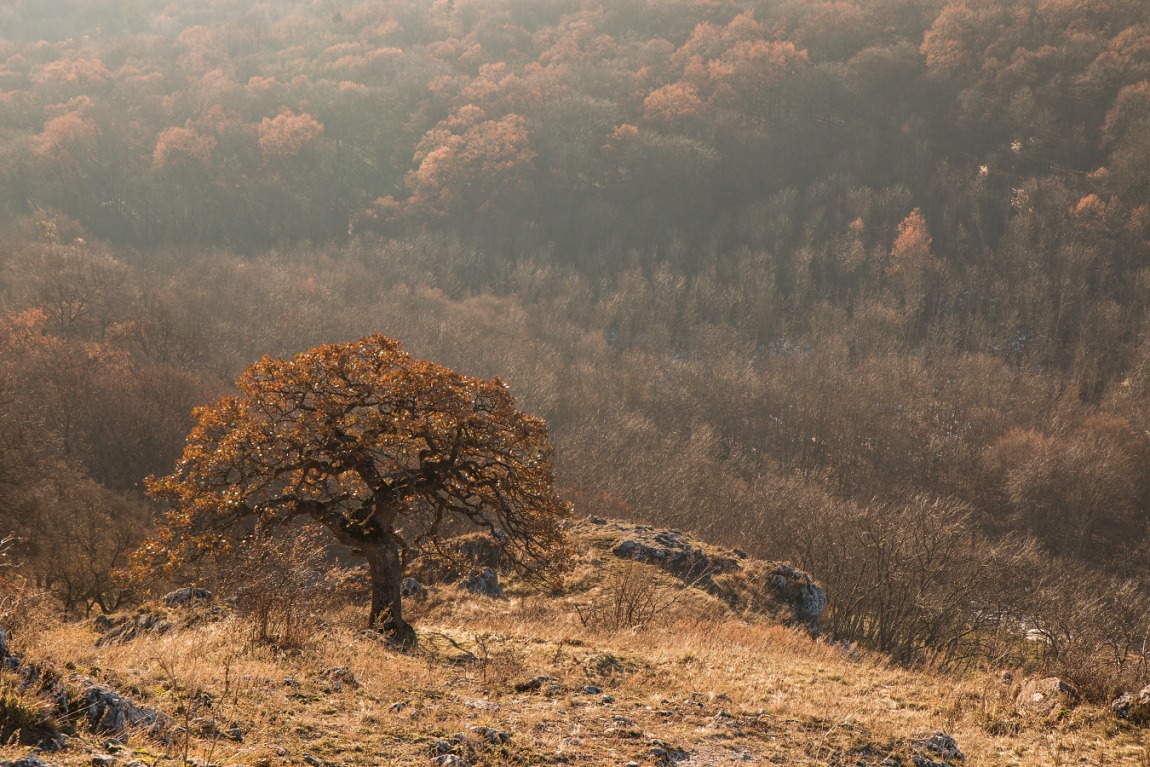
[0,624,172,745]
[910,732,964,767]
[83,681,172,737]
[163,587,213,607]
[582,518,827,630]
[2,756,57,767]
[771,564,827,626]
[94,613,172,647]
[612,529,739,579]
[1111,684,1150,723]
[423,725,513,767]
[93,591,228,647]
[428,732,470,766]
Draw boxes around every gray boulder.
[163,587,212,607]
[1015,677,1077,719]
[772,566,827,628]
[915,731,961,763]
[1111,684,1150,723]
[648,739,689,765]
[470,725,510,745]
[428,732,470,766]
[2,757,56,767]
[401,578,426,599]
[460,568,503,598]
[430,757,469,767]
[85,682,172,737]
[911,732,964,765]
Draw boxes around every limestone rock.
[470,725,510,745]
[911,758,952,767]
[588,518,826,630]
[400,577,426,599]
[1015,677,1077,719]
[163,587,213,607]
[648,739,689,765]
[84,682,172,737]
[460,567,503,598]
[318,667,359,692]
[916,732,963,759]
[428,732,470,766]
[2,756,56,767]
[612,529,738,579]
[772,565,828,627]
[1111,684,1150,723]
[462,697,500,711]
[95,613,173,647]
[514,674,558,692]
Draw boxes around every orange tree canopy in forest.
[139,334,571,644]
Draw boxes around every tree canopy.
[140,334,570,644]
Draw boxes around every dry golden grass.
[3,541,1150,767]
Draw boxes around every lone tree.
[140,334,570,645]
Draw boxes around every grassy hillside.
[6,0,1150,689]
[2,522,1146,767]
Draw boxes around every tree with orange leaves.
[139,335,570,645]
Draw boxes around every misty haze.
[2,1,1150,765]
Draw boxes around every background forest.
[3,0,1150,700]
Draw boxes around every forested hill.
[3,0,1149,263]
[4,0,1150,699]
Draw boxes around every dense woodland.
[4,0,1150,699]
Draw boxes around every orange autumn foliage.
[140,334,570,643]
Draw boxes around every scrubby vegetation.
[4,0,1150,732]
[3,523,1149,766]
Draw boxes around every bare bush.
[0,534,22,625]
[748,478,1150,700]
[574,560,685,632]
[473,631,527,691]
[0,535,58,642]
[215,526,342,649]
[755,490,1011,666]
[1000,551,1150,701]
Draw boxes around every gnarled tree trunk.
[363,534,416,647]
[311,503,417,647]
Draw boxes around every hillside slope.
[1,522,1145,767]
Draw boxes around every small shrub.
[573,560,682,631]
[0,535,59,640]
[215,526,340,649]
[473,632,526,691]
